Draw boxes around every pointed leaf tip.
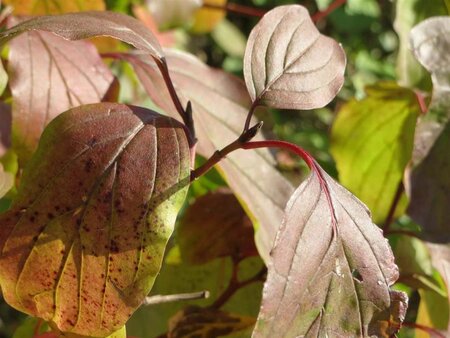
[253,165,407,337]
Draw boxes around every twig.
[143,290,210,305]
[383,182,404,232]
[202,2,266,18]
[402,322,446,338]
[312,0,347,23]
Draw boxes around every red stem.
[402,322,446,338]
[312,0,347,23]
[202,2,266,18]
[414,90,428,114]
[382,182,404,232]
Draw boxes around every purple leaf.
[116,49,294,263]
[8,30,114,162]
[243,5,346,110]
[253,165,407,337]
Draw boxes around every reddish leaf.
[253,166,407,337]
[168,306,255,338]
[243,5,346,110]
[0,11,164,60]
[117,49,294,263]
[178,189,258,264]
[8,30,114,162]
[0,103,190,337]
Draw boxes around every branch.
[143,290,210,305]
[312,0,347,23]
[402,322,446,338]
[382,181,404,232]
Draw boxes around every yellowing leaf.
[331,82,420,223]
[0,103,190,337]
[191,0,227,33]
[3,0,105,15]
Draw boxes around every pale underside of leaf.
[253,167,407,337]
[0,11,164,60]
[118,49,294,263]
[243,5,346,110]
[8,30,114,162]
[0,103,190,337]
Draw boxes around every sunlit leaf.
[8,29,114,163]
[3,0,105,15]
[243,5,346,110]
[147,0,202,29]
[0,103,190,337]
[0,11,164,60]
[117,49,294,263]
[394,0,450,90]
[253,165,407,337]
[331,82,420,223]
[407,17,450,242]
[416,289,449,336]
[0,59,7,96]
[211,19,247,58]
[0,163,13,198]
[168,306,255,338]
[191,0,227,34]
[178,189,258,264]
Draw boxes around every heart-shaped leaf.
[331,82,420,223]
[178,189,258,264]
[243,5,346,110]
[253,165,407,337]
[8,29,114,163]
[0,11,164,60]
[116,49,294,263]
[0,103,190,337]
[3,0,105,15]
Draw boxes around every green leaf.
[331,82,420,223]
[0,59,7,96]
[394,0,450,90]
[416,289,449,333]
[0,103,190,337]
[211,19,247,58]
[0,162,14,198]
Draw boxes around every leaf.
[0,11,164,60]
[3,0,105,15]
[8,29,115,162]
[117,49,294,263]
[168,306,255,338]
[0,103,190,337]
[0,163,14,198]
[191,0,227,34]
[407,17,450,242]
[331,82,420,223]
[178,189,258,265]
[147,0,202,29]
[416,289,449,335]
[394,0,449,89]
[128,254,263,337]
[252,165,407,337]
[243,5,346,110]
[211,19,247,58]
[0,102,11,157]
[0,59,7,96]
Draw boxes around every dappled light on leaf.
[331,82,420,224]
[8,29,114,163]
[0,103,190,337]
[253,166,407,337]
[243,5,346,110]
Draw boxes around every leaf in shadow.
[115,49,294,263]
[0,103,190,337]
[178,188,258,265]
[243,5,346,110]
[0,102,11,157]
[331,82,420,224]
[253,165,407,337]
[407,17,450,242]
[8,29,114,162]
[168,306,255,338]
